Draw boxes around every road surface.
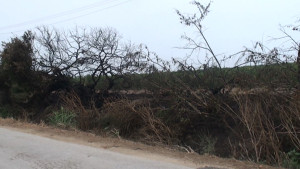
[0,127,193,169]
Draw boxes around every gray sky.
[0,0,300,66]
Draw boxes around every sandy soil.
[0,118,282,169]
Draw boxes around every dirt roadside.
[0,118,282,169]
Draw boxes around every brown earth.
[0,118,283,169]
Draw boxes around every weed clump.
[48,107,76,128]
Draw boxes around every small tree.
[1,31,34,83]
[0,31,35,106]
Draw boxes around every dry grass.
[51,87,299,166]
[59,91,99,131]
[223,91,300,164]
[100,98,174,144]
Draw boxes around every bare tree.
[84,28,151,90]
[176,1,221,69]
[34,26,88,78]
[175,1,230,95]
[34,26,152,92]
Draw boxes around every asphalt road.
[0,127,193,169]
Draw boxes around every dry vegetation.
[0,1,299,168]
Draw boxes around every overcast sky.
[0,0,300,66]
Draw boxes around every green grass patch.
[48,107,77,128]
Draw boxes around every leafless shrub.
[176,1,221,69]
[281,93,300,150]
[223,91,300,164]
[59,90,99,130]
[100,98,174,144]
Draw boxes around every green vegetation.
[0,106,15,118]
[283,150,300,169]
[106,63,298,92]
[48,107,77,128]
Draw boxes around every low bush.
[0,105,26,119]
[0,105,15,118]
[48,107,76,128]
[283,149,300,169]
[99,98,174,144]
[59,91,99,131]
[222,91,300,164]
